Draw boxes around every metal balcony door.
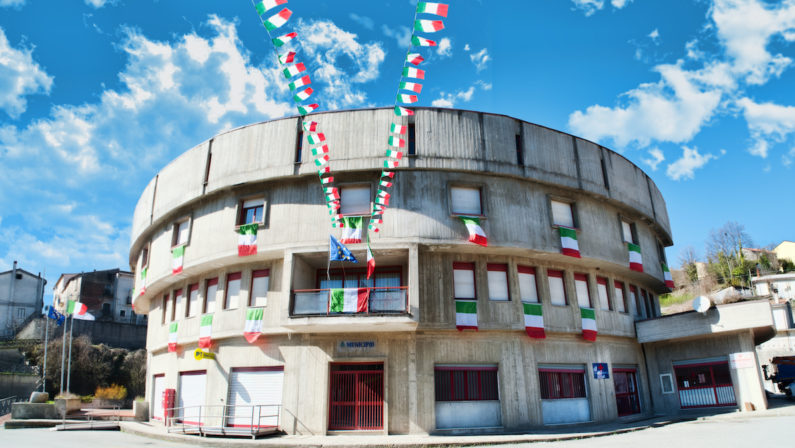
[614,369,641,416]
[328,363,384,430]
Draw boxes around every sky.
[1,0,794,302]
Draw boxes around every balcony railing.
[291,287,408,316]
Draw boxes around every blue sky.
[1,0,794,299]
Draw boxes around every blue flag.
[330,235,358,263]
[47,306,65,326]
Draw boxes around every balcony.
[292,286,408,316]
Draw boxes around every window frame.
[486,263,510,301]
[614,280,628,313]
[295,130,303,164]
[434,365,499,402]
[203,277,218,314]
[573,273,592,308]
[236,196,267,227]
[140,242,150,269]
[547,269,567,306]
[223,272,242,310]
[596,276,612,311]
[629,285,642,318]
[549,197,578,229]
[249,269,270,307]
[186,283,199,318]
[452,262,477,301]
[161,294,169,325]
[170,290,179,322]
[315,266,404,289]
[517,265,540,303]
[538,367,587,400]
[339,183,372,217]
[407,123,416,156]
[515,133,524,165]
[171,217,192,248]
[449,183,486,217]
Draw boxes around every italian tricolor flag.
[298,103,319,115]
[282,62,306,78]
[168,322,178,352]
[66,299,87,316]
[628,243,643,272]
[388,136,405,147]
[523,303,545,339]
[380,179,393,187]
[559,227,580,258]
[244,308,264,343]
[288,75,311,91]
[341,216,363,244]
[406,53,424,65]
[386,149,403,159]
[138,267,147,296]
[367,245,375,279]
[662,262,674,288]
[238,223,258,257]
[278,50,295,65]
[417,2,449,17]
[198,314,213,349]
[411,35,436,47]
[581,307,597,341]
[303,121,318,132]
[400,81,423,93]
[394,106,414,116]
[272,32,297,47]
[390,123,407,134]
[385,160,400,169]
[263,8,292,31]
[172,245,184,274]
[414,19,445,32]
[307,133,326,145]
[455,300,477,330]
[402,67,425,79]
[293,87,313,102]
[397,93,418,103]
[255,0,286,15]
[459,216,487,247]
[330,288,369,313]
[312,145,329,156]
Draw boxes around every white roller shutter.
[152,375,165,421]
[227,368,284,428]
[178,371,206,424]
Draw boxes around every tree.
[678,245,699,284]
[705,221,755,287]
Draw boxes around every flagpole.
[59,309,67,395]
[66,313,74,393]
[42,306,49,393]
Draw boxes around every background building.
[0,261,46,339]
[130,108,771,435]
[53,269,142,325]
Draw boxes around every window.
[629,285,642,317]
[621,220,637,244]
[644,290,656,318]
[659,373,674,394]
[551,200,575,228]
[657,241,667,264]
[407,124,416,156]
[614,281,627,313]
[172,218,190,247]
[140,244,149,269]
[238,198,265,226]
[450,186,483,216]
[434,366,499,401]
[120,310,126,317]
[224,272,242,309]
[487,264,509,301]
[596,277,611,311]
[574,273,591,308]
[515,134,524,165]
[173,289,184,320]
[249,269,270,307]
[539,368,587,399]
[547,269,567,306]
[295,130,303,163]
[340,185,371,216]
[518,266,539,303]
[169,292,177,322]
[204,278,218,314]
[17,308,25,319]
[203,150,212,186]
[162,294,169,324]
[187,283,199,318]
[453,262,476,300]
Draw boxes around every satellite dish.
[693,296,711,313]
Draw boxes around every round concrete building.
[130,107,677,435]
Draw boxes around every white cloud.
[431,81,490,108]
[737,98,795,158]
[463,43,470,51]
[298,19,385,109]
[469,48,490,72]
[642,147,665,171]
[0,28,53,118]
[0,0,24,7]
[349,13,374,30]
[84,0,117,8]
[571,0,633,16]
[782,147,795,167]
[666,146,719,180]
[649,29,660,42]
[381,24,412,48]
[437,37,452,57]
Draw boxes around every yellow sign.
[193,348,216,361]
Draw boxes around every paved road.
[0,428,193,448]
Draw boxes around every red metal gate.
[674,361,736,408]
[328,363,383,430]
[614,369,641,416]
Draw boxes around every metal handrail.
[0,396,18,416]
[165,404,281,437]
[292,286,409,316]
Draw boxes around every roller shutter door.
[226,367,284,427]
[152,375,165,421]
[178,371,206,425]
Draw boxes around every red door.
[328,363,384,430]
[614,369,641,416]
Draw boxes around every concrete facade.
[129,108,763,435]
[0,261,46,339]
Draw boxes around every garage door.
[674,358,735,408]
[227,367,284,428]
[178,371,206,425]
[151,374,165,421]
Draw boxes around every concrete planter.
[54,397,81,417]
[94,398,126,409]
[11,402,59,419]
[133,400,149,421]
